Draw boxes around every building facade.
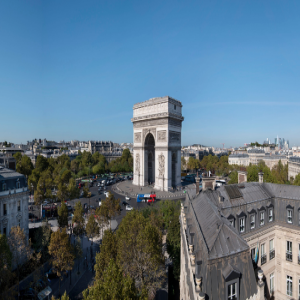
[0,167,29,239]
[132,96,184,191]
[181,176,300,299]
[288,157,300,180]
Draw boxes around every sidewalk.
[112,181,189,200]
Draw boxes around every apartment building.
[181,174,300,299]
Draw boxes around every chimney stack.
[258,172,264,184]
[238,171,247,184]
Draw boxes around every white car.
[126,205,133,211]
[99,200,102,206]
[97,183,101,187]
[104,191,110,197]
[125,196,130,201]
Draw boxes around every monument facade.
[132,96,184,191]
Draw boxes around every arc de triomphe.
[132,96,184,191]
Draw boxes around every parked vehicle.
[126,205,133,211]
[99,199,102,206]
[45,268,58,280]
[122,201,128,206]
[104,191,109,197]
[125,196,130,201]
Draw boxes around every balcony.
[261,254,267,265]
[270,249,275,260]
[286,252,293,262]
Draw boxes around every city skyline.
[1,1,300,147]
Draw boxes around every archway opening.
[145,133,155,185]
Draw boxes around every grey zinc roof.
[0,167,24,179]
[216,183,273,208]
[191,192,249,259]
[264,183,300,200]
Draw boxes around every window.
[250,215,255,229]
[18,201,20,211]
[287,275,293,297]
[269,208,273,222]
[2,183,6,191]
[270,273,274,294]
[18,221,21,228]
[261,244,267,265]
[270,239,275,260]
[16,181,20,189]
[287,209,293,224]
[228,282,237,300]
[298,244,300,265]
[287,241,293,261]
[260,212,265,226]
[229,219,234,227]
[3,227,6,235]
[3,203,7,216]
[174,105,176,110]
[239,218,245,233]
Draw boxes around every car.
[126,205,133,211]
[122,201,128,206]
[104,191,109,197]
[28,213,38,220]
[97,183,101,187]
[125,196,130,201]
[98,190,101,195]
[45,268,58,280]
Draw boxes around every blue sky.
[1,1,300,147]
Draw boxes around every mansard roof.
[188,191,249,259]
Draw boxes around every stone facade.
[132,96,184,191]
[0,167,29,240]
[288,156,300,180]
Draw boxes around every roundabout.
[112,179,194,200]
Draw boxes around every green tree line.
[13,149,133,205]
[228,160,293,185]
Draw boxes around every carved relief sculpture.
[134,132,141,143]
[157,130,167,142]
[158,153,165,177]
[135,153,140,174]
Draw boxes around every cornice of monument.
[133,96,182,109]
[131,112,184,123]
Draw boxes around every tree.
[0,234,13,290]
[166,214,180,280]
[48,229,75,298]
[73,201,85,236]
[103,192,121,229]
[33,220,52,259]
[73,236,83,275]
[94,229,118,280]
[85,214,99,242]
[16,155,33,179]
[228,171,238,184]
[58,202,69,228]
[8,226,32,296]
[82,183,89,198]
[35,155,49,174]
[159,200,181,230]
[13,152,22,164]
[68,178,79,200]
[95,205,110,240]
[117,210,165,297]
[28,169,41,192]
[34,170,53,205]
[83,259,139,300]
